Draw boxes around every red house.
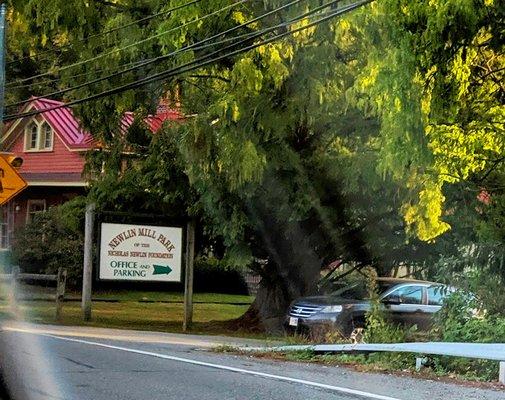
[0,97,178,250]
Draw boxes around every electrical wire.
[4,0,364,120]
[3,0,372,121]
[6,57,155,90]
[6,0,303,92]
[8,0,247,85]
[6,0,203,66]
[6,0,307,108]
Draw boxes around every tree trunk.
[232,258,321,333]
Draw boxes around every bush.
[430,291,505,380]
[363,268,414,343]
[193,256,248,294]
[433,291,505,342]
[12,197,86,288]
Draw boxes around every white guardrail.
[240,342,505,384]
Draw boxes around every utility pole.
[0,3,7,267]
[0,2,7,149]
[183,219,195,332]
[82,203,95,321]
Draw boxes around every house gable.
[2,96,182,185]
[7,116,87,176]
[2,97,94,150]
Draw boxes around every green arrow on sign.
[153,265,172,275]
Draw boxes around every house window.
[27,122,39,150]
[42,122,53,149]
[24,119,53,151]
[26,200,46,223]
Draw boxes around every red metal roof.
[121,108,182,134]
[5,97,182,149]
[31,98,93,149]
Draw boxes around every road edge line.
[35,332,402,400]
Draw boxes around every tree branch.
[476,156,505,183]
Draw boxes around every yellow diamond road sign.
[0,156,27,206]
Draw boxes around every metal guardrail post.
[55,268,67,320]
[415,356,428,372]
[499,361,505,385]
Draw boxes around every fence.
[0,266,67,319]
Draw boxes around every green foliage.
[10,0,504,329]
[347,0,504,240]
[11,197,86,288]
[433,291,505,343]
[86,122,195,216]
[193,256,248,294]
[429,291,505,380]
[432,249,505,317]
[363,268,414,343]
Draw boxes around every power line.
[3,0,372,122]
[6,57,152,91]
[5,0,363,120]
[6,0,301,92]
[6,0,203,66]
[8,0,247,86]
[7,0,307,108]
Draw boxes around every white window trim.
[26,199,47,223]
[41,121,53,150]
[24,119,54,152]
[25,121,39,151]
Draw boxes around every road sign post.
[86,213,192,326]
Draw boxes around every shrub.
[193,256,248,294]
[363,268,414,343]
[430,290,505,380]
[12,197,86,288]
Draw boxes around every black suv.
[285,278,453,336]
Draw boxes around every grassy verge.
[215,347,503,386]
[0,300,258,336]
[0,289,265,338]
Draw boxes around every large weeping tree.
[7,0,502,331]
[6,0,399,332]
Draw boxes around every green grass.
[0,299,254,335]
[74,290,255,304]
[3,284,255,304]
[0,285,264,338]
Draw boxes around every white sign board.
[99,223,183,282]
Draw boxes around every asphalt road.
[0,326,503,400]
